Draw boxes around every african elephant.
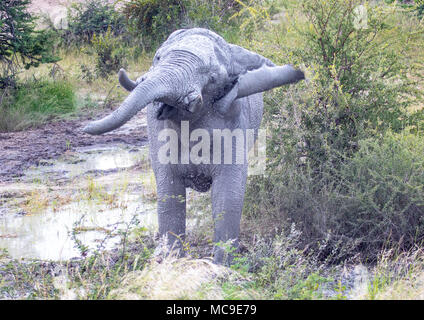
[83,28,304,264]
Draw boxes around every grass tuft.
[0,79,76,132]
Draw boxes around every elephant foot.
[213,239,239,265]
[153,234,186,261]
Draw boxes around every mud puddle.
[0,111,148,183]
[0,143,158,261]
[24,144,150,182]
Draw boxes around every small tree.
[122,0,239,51]
[416,0,424,18]
[123,0,189,50]
[91,27,127,78]
[261,0,424,173]
[65,0,127,44]
[0,0,59,88]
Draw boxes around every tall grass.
[0,79,76,132]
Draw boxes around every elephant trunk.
[83,74,170,135]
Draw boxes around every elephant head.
[83,28,304,135]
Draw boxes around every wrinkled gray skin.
[83,28,304,264]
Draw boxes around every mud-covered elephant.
[83,28,304,264]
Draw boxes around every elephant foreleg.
[211,166,247,264]
[156,170,187,254]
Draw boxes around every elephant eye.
[210,73,216,83]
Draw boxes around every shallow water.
[0,144,158,261]
[0,197,156,261]
[24,144,150,181]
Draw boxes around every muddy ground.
[0,110,148,183]
[0,107,159,262]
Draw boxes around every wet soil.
[0,110,148,183]
[0,108,157,261]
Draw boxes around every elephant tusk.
[183,91,203,113]
[118,68,137,92]
[214,81,240,116]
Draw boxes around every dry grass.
[108,256,233,300]
[373,273,424,300]
[21,190,50,215]
[362,248,424,300]
[139,169,157,201]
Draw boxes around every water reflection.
[25,145,150,181]
[0,144,157,261]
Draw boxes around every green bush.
[246,130,424,260]
[244,0,424,260]
[64,0,127,45]
[60,0,240,51]
[229,0,278,38]
[296,0,422,166]
[415,0,424,18]
[186,0,240,32]
[334,132,424,254]
[390,0,424,18]
[0,0,59,88]
[123,0,240,50]
[123,0,189,50]
[0,79,76,131]
[90,28,128,78]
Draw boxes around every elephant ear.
[215,45,305,115]
[228,44,275,75]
